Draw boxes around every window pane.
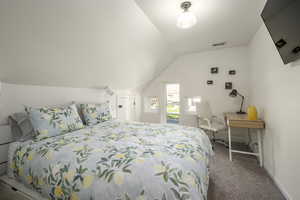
[186,97,201,113]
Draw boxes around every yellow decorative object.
[27,152,35,161]
[71,193,79,200]
[175,144,186,149]
[64,170,75,182]
[247,106,258,120]
[83,175,94,188]
[54,186,63,197]
[115,153,125,159]
[113,172,125,185]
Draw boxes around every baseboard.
[264,167,292,200]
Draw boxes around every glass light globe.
[177,11,197,29]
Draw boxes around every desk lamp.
[229,89,246,114]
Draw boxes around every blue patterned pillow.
[26,104,84,141]
[80,102,111,126]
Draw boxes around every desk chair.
[196,101,228,148]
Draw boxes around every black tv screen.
[261,0,300,64]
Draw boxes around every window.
[144,96,159,112]
[186,96,201,113]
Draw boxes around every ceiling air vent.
[212,42,226,47]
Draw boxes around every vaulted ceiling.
[0,0,266,90]
[135,0,266,54]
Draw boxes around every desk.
[224,113,265,167]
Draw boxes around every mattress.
[8,120,213,200]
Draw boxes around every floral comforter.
[11,120,213,200]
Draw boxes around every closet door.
[116,95,130,121]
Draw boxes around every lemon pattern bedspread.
[11,120,213,200]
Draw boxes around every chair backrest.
[196,100,213,119]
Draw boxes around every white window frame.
[185,96,202,114]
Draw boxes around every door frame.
[160,82,180,124]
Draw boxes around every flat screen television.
[261,0,300,64]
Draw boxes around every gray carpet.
[208,143,285,200]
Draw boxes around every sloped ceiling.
[135,0,266,54]
[0,0,266,90]
[0,0,174,90]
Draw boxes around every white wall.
[249,24,300,200]
[142,46,251,142]
[0,0,174,90]
[0,83,141,125]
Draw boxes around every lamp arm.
[237,92,244,98]
[239,95,245,112]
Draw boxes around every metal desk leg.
[257,129,263,167]
[228,125,232,161]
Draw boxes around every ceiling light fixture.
[177,1,197,29]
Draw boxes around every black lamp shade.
[229,89,238,97]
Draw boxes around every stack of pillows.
[8,102,111,141]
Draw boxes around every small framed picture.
[225,82,232,90]
[207,80,214,85]
[211,67,219,74]
[229,70,236,75]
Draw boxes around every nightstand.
[0,125,13,176]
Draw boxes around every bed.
[6,120,213,200]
